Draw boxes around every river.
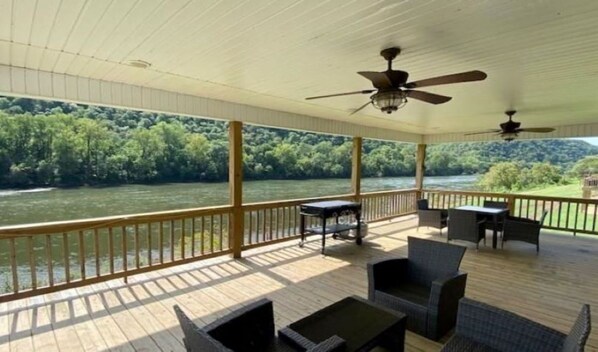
[0,175,478,227]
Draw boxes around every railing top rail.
[421,189,510,198]
[0,204,234,236]
[360,188,418,197]
[243,194,355,211]
[422,188,598,204]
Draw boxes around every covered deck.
[2,215,596,352]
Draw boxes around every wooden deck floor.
[1,215,597,352]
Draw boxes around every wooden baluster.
[191,218,196,257]
[219,214,224,251]
[135,224,140,269]
[282,207,286,237]
[269,208,274,240]
[248,211,253,245]
[210,215,214,253]
[565,202,571,230]
[201,216,205,255]
[159,222,164,264]
[547,201,554,227]
[46,235,54,287]
[79,231,85,280]
[181,219,186,259]
[294,206,298,235]
[262,210,267,242]
[121,226,127,274]
[109,227,114,274]
[256,210,261,243]
[94,229,100,277]
[63,233,70,283]
[593,202,597,232]
[170,220,175,262]
[29,236,36,291]
[148,223,152,265]
[557,201,562,228]
[582,202,588,232]
[10,238,18,293]
[574,203,579,234]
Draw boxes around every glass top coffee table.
[279,296,406,352]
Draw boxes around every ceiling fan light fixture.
[371,91,407,114]
[501,132,518,141]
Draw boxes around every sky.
[576,137,598,146]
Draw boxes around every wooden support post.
[351,137,363,202]
[415,143,426,198]
[229,121,244,258]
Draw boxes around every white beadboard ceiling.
[1,0,598,141]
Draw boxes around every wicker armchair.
[482,200,509,232]
[447,209,486,249]
[502,210,548,252]
[367,236,467,341]
[417,199,448,234]
[441,298,591,352]
[174,299,345,352]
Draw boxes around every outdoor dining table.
[455,205,509,249]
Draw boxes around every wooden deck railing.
[6,187,593,302]
[0,189,418,302]
[422,189,598,235]
[241,189,419,249]
[361,189,418,222]
[0,206,233,302]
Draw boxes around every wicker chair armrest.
[279,327,345,352]
[367,258,408,295]
[427,272,468,340]
[506,215,539,224]
[504,218,541,233]
[455,298,565,351]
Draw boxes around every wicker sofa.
[441,298,591,352]
[174,299,345,352]
[367,236,467,341]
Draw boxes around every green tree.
[478,162,522,191]
[571,156,598,177]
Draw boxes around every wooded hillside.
[0,96,596,188]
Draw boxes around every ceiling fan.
[465,110,556,141]
[305,47,487,115]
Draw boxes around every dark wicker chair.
[502,210,548,252]
[447,209,486,249]
[174,299,345,352]
[482,200,509,232]
[441,298,591,352]
[367,236,467,341]
[417,199,448,234]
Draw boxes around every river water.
[0,175,478,291]
[0,175,478,226]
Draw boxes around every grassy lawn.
[512,183,596,234]
[517,183,582,198]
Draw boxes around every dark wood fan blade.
[404,70,487,89]
[350,101,372,115]
[464,130,501,136]
[358,71,392,89]
[406,90,452,104]
[305,90,376,100]
[518,127,556,133]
